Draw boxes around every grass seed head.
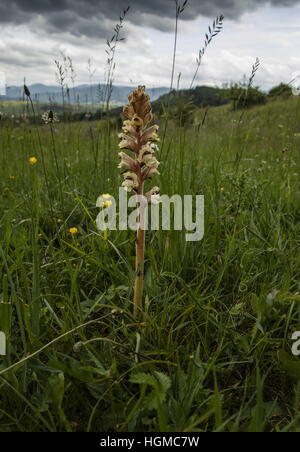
[24,84,31,97]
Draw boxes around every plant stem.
[30,164,41,338]
[28,96,55,219]
[161,1,180,156]
[50,124,64,215]
[170,1,179,92]
[133,183,145,318]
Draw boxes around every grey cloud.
[0,0,300,37]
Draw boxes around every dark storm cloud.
[0,0,299,37]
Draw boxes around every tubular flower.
[142,153,160,169]
[138,143,160,169]
[150,143,159,152]
[122,171,139,193]
[142,166,160,180]
[146,187,160,205]
[141,125,160,146]
[118,152,138,171]
[118,134,138,153]
[122,120,138,136]
[138,144,154,161]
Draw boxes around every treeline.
[136,83,294,125]
[0,83,294,125]
[152,82,293,113]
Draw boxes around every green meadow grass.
[0,100,104,117]
[0,97,300,432]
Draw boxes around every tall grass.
[0,0,300,432]
[0,95,300,431]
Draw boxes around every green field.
[0,100,115,117]
[0,96,300,432]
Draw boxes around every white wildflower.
[42,110,59,124]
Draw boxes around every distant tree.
[191,86,229,107]
[153,86,229,123]
[268,83,292,99]
[222,82,267,110]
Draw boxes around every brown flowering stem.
[118,86,160,318]
[133,182,146,318]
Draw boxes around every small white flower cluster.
[138,143,160,170]
[42,110,59,124]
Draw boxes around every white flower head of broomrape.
[118,86,161,198]
[42,110,59,124]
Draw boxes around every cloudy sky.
[0,0,300,90]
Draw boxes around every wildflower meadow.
[1,0,300,435]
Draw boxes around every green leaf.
[49,359,107,383]
[154,371,172,394]
[48,372,65,410]
[130,372,156,387]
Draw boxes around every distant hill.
[152,86,229,111]
[0,83,169,106]
[106,85,229,119]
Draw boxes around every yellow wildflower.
[29,157,38,166]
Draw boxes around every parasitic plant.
[118,86,160,318]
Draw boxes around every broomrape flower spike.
[118,86,161,318]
